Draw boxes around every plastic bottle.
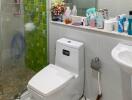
[96,10,104,29]
[64,6,71,17]
[89,14,96,27]
[71,5,77,16]
[118,16,124,33]
[128,11,132,35]
[64,7,72,24]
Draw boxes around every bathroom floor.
[0,64,35,100]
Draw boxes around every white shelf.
[50,21,132,40]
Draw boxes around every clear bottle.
[96,10,104,29]
[128,11,132,35]
[64,6,71,17]
[64,7,72,24]
[71,5,77,16]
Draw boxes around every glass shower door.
[0,0,41,99]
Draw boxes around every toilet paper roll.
[104,20,114,31]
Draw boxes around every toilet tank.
[55,38,84,75]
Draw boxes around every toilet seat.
[28,64,75,97]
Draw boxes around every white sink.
[111,43,132,74]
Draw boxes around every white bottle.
[64,6,71,17]
[71,5,77,16]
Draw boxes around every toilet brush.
[91,57,102,100]
[96,71,102,100]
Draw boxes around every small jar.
[64,16,72,24]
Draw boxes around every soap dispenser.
[128,11,132,35]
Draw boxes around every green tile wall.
[24,0,48,72]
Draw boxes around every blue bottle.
[128,11,132,35]
[118,17,124,33]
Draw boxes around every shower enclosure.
[0,0,48,99]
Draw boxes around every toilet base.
[28,71,84,100]
[19,92,85,100]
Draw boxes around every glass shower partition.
[0,0,48,99]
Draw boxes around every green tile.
[24,0,48,72]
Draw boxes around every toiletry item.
[124,21,128,32]
[104,20,114,31]
[118,16,124,33]
[89,14,96,27]
[64,6,71,17]
[71,5,77,16]
[64,17,72,24]
[119,14,127,20]
[113,21,118,31]
[128,11,132,35]
[81,17,88,26]
[71,15,82,24]
[86,8,96,25]
[64,6,72,24]
[96,10,104,29]
[103,9,109,19]
[117,14,127,33]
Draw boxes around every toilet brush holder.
[91,57,102,100]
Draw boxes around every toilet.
[27,38,84,100]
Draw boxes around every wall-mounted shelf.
[50,21,132,40]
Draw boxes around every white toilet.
[27,38,84,100]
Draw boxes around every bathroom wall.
[48,22,132,100]
[98,0,132,17]
[47,1,132,100]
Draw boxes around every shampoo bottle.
[128,11,132,35]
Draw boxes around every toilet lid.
[28,64,75,97]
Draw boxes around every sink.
[111,43,132,74]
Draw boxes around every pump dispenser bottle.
[128,11,132,35]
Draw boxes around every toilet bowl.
[27,38,84,100]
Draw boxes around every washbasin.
[111,43,132,74]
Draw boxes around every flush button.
[63,49,70,56]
